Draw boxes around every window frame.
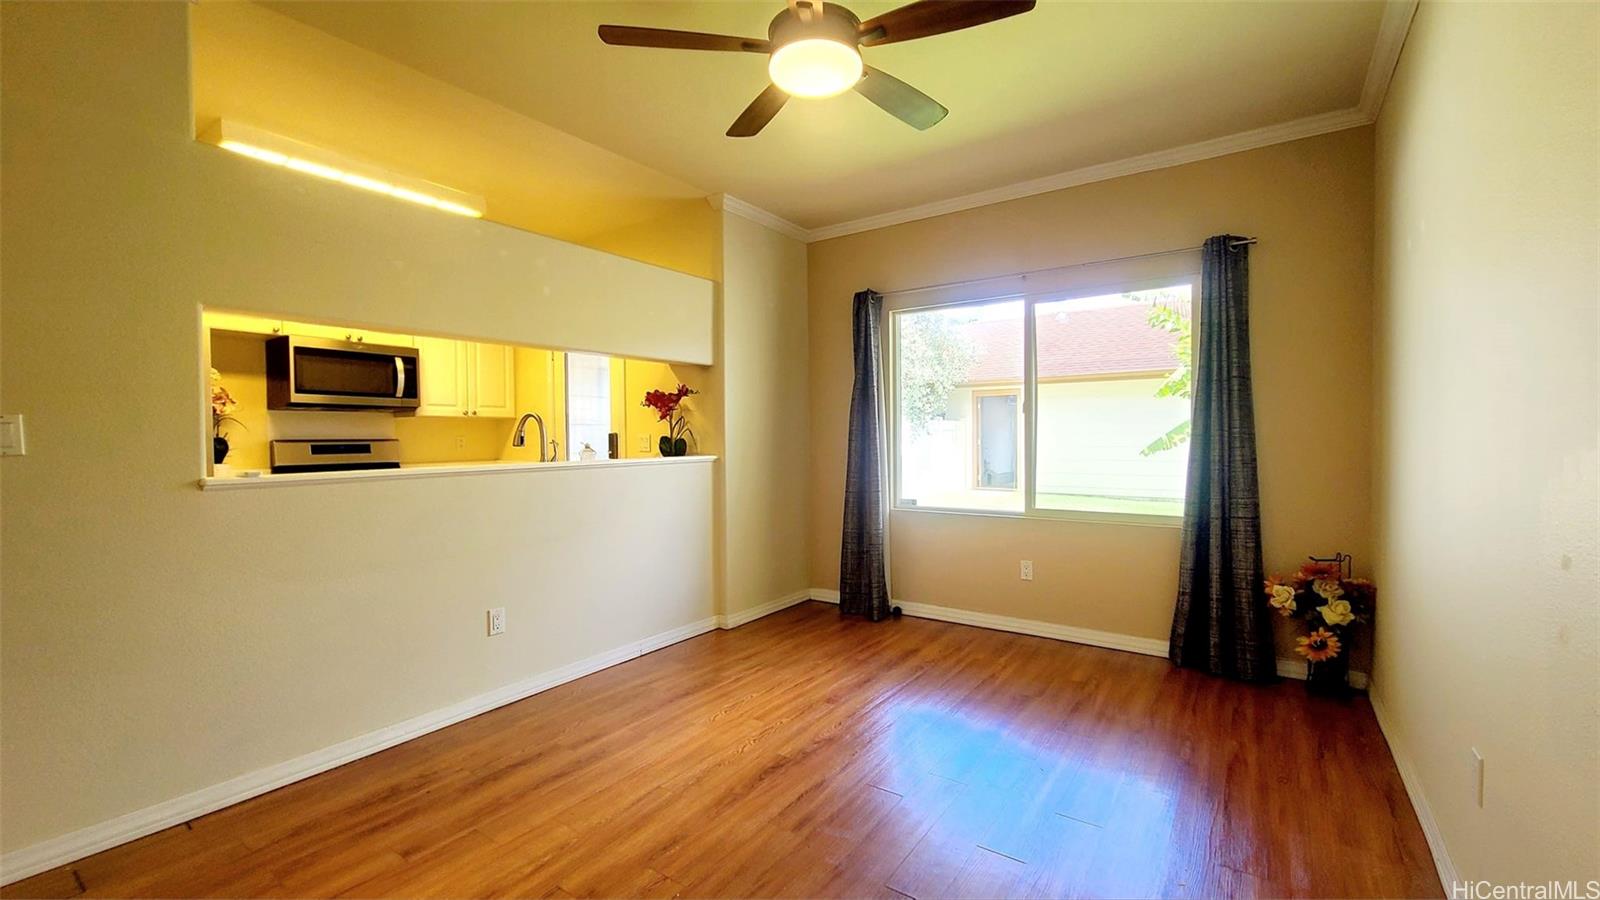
[888,273,1198,528]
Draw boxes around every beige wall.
[718,211,812,614]
[808,128,1375,650]
[1372,1,1599,883]
[0,1,719,859]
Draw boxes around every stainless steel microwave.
[266,335,420,410]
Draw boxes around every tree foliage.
[1139,299,1193,457]
[899,313,976,435]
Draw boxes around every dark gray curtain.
[1169,236,1275,682]
[839,290,891,622]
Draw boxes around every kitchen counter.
[198,454,716,491]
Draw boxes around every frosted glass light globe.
[768,38,863,98]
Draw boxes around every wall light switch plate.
[1472,748,1485,807]
[0,415,24,456]
[1020,560,1034,581]
[637,434,652,453]
[487,607,506,636]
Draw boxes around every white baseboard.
[0,613,720,886]
[1369,690,1459,891]
[808,588,1163,656]
[810,588,1370,687]
[716,589,813,630]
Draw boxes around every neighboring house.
[899,298,1192,514]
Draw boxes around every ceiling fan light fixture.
[598,0,1038,136]
[768,37,862,98]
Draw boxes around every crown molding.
[1359,0,1419,120]
[804,105,1371,242]
[708,193,809,242]
[760,0,1419,243]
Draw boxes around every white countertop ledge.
[199,454,717,490]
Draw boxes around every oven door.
[267,336,421,409]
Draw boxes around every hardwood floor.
[3,602,1440,899]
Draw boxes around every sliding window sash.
[1022,292,1039,517]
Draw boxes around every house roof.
[962,304,1181,383]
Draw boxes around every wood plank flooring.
[3,602,1440,899]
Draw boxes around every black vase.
[213,435,229,465]
[658,435,688,457]
[1305,643,1351,696]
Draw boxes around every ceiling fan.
[598,0,1037,137]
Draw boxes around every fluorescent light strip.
[212,125,483,219]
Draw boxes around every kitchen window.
[565,352,611,461]
[891,281,1195,523]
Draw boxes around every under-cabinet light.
[202,121,485,219]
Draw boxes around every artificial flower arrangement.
[210,367,243,465]
[1265,555,1375,693]
[642,384,697,457]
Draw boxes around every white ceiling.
[266,1,1400,235]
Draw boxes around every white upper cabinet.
[415,336,470,417]
[468,343,516,418]
[414,337,515,418]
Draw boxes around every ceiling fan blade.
[854,65,948,130]
[727,84,790,137]
[858,0,1036,46]
[598,25,769,53]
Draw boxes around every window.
[892,282,1194,521]
[565,352,611,461]
[1033,285,1193,517]
[894,299,1023,513]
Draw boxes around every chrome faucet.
[512,412,548,461]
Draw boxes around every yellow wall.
[0,1,719,859]
[189,0,717,277]
[622,361,710,458]
[1372,1,1599,883]
[583,202,722,283]
[808,128,1375,653]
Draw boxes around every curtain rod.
[878,237,1257,298]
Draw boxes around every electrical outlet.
[454,435,466,450]
[0,414,25,456]
[637,434,652,453]
[487,607,506,636]
[1020,560,1034,581]
[1471,748,1485,807]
